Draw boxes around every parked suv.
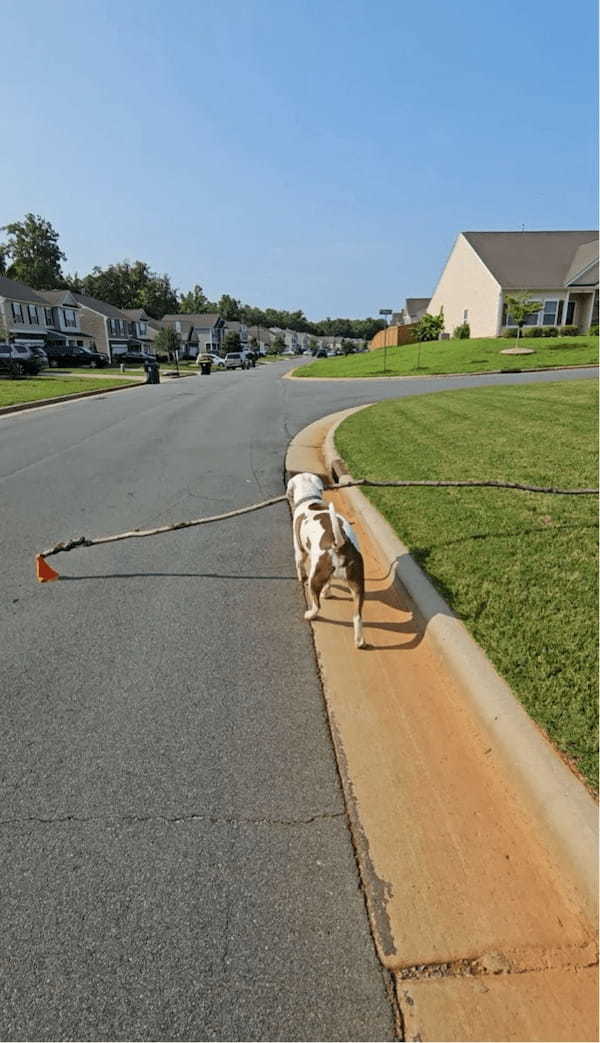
[46,344,109,368]
[224,351,249,369]
[0,342,44,377]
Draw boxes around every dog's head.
[286,472,324,510]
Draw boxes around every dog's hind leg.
[347,557,366,648]
[304,555,333,620]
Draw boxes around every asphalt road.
[1,361,595,1041]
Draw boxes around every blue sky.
[1,0,597,318]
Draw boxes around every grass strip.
[335,379,598,790]
[297,335,598,378]
[0,377,137,408]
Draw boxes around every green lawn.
[0,376,137,408]
[335,380,598,790]
[297,335,598,378]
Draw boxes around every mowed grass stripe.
[335,380,598,790]
[297,335,598,378]
[0,377,137,408]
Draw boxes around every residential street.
[1,361,595,1041]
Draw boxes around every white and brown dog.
[286,472,366,648]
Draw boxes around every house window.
[542,300,559,326]
[175,320,181,332]
[138,322,147,335]
[45,308,54,325]
[63,308,77,328]
[463,309,468,323]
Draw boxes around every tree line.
[0,213,385,340]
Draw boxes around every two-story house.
[0,275,51,347]
[70,292,144,360]
[122,309,160,355]
[40,290,97,351]
[246,325,273,354]
[161,313,225,358]
[223,320,248,352]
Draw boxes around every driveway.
[1,361,595,1041]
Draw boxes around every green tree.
[413,310,445,343]
[218,294,241,320]
[341,339,355,355]
[224,330,241,353]
[179,284,212,313]
[504,292,542,345]
[154,326,181,362]
[1,213,66,288]
[67,260,178,317]
[270,333,285,355]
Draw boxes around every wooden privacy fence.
[369,324,416,350]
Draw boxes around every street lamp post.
[379,309,393,374]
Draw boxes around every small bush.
[523,326,544,338]
[502,328,518,338]
[453,323,470,339]
[557,325,579,337]
[588,324,599,336]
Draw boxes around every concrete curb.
[283,362,596,382]
[0,379,146,418]
[287,406,598,922]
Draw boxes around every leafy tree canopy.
[179,284,214,313]
[66,260,178,318]
[1,213,66,289]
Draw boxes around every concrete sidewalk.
[286,415,598,1043]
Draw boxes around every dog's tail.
[328,501,345,550]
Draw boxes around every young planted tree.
[270,333,286,356]
[504,292,542,346]
[224,330,241,353]
[154,326,181,364]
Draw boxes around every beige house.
[428,231,599,337]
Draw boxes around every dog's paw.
[304,608,318,620]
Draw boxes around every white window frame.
[541,299,559,326]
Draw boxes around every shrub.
[453,323,470,339]
[523,326,544,338]
[588,324,599,336]
[557,325,580,337]
[414,311,445,342]
[503,328,518,338]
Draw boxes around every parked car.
[46,344,109,368]
[113,350,156,367]
[224,352,248,369]
[314,349,328,358]
[197,353,226,369]
[0,342,44,377]
[29,345,49,368]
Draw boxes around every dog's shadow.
[319,571,424,651]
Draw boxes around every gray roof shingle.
[0,275,49,304]
[463,231,598,289]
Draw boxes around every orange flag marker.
[35,554,61,582]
